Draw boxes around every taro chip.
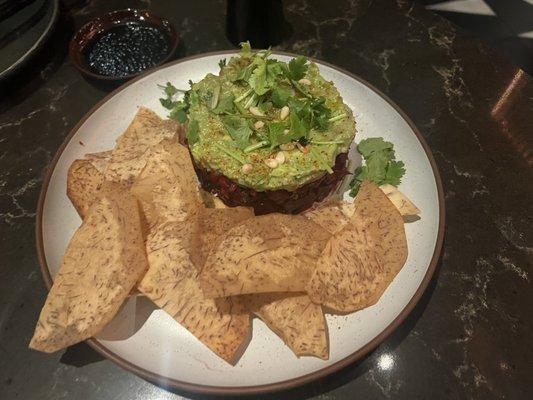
[190,207,254,270]
[379,184,420,220]
[244,293,329,359]
[137,221,251,364]
[200,214,331,298]
[67,159,104,219]
[130,139,202,231]
[84,150,112,174]
[104,107,182,186]
[306,181,408,313]
[303,200,353,235]
[29,183,148,353]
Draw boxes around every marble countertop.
[1,0,531,399]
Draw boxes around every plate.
[0,0,59,81]
[36,51,444,395]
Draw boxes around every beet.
[192,153,349,215]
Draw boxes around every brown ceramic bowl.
[69,9,179,82]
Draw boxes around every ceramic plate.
[36,51,444,395]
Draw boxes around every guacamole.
[161,44,356,191]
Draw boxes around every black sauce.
[84,23,171,77]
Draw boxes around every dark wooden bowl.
[69,8,179,83]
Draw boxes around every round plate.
[0,0,59,81]
[36,51,445,395]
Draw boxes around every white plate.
[36,51,444,395]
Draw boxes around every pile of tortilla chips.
[31,107,419,363]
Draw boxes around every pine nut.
[254,120,265,129]
[249,106,264,116]
[280,106,290,120]
[298,78,311,85]
[275,151,286,164]
[279,142,295,151]
[241,163,253,173]
[296,143,309,154]
[265,158,278,168]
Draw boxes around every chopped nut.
[298,78,311,85]
[275,151,286,164]
[296,142,309,154]
[241,163,253,173]
[254,120,265,130]
[280,106,290,120]
[249,106,264,116]
[265,158,279,168]
[279,142,295,151]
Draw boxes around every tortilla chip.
[67,159,104,219]
[244,293,328,359]
[303,200,352,235]
[379,184,420,220]
[190,207,254,270]
[200,214,331,297]
[130,139,202,231]
[137,221,251,363]
[306,181,408,313]
[104,107,182,186]
[84,150,112,174]
[30,183,148,353]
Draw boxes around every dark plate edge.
[35,49,446,396]
[0,0,60,81]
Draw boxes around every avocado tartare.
[160,44,356,213]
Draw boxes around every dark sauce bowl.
[69,9,178,83]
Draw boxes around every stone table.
[1,0,531,399]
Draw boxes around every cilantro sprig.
[158,82,191,123]
[349,138,406,196]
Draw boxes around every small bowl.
[69,9,179,83]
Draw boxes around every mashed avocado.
[162,44,356,191]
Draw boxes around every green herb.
[271,86,292,107]
[211,92,235,114]
[249,58,269,95]
[289,111,308,140]
[214,142,247,164]
[287,56,308,81]
[159,82,193,123]
[349,138,406,196]
[244,140,269,153]
[218,58,227,69]
[187,120,200,145]
[222,116,253,149]
[239,41,253,58]
[267,122,289,148]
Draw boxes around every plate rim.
[35,50,445,395]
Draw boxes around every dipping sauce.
[84,23,171,77]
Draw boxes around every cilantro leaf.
[222,116,253,149]
[267,121,304,148]
[288,56,308,80]
[349,137,406,197]
[187,120,200,145]
[271,86,292,107]
[212,92,235,114]
[170,107,188,123]
[357,138,394,158]
[240,41,252,58]
[249,58,268,95]
[384,160,406,186]
[158,82,179,98]
[289,111,309,140]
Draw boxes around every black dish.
[69,9,179,83]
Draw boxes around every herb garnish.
[349,138,406,196]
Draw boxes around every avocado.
[187,50,356,192]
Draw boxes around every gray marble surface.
[1,0,532,399]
